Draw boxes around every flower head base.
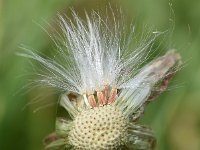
[69,105,127,149]
[20,10,181,150]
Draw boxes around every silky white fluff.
[19,11,179,117]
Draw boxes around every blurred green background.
[0,0,200,150]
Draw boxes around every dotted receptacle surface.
[68,105,127,150]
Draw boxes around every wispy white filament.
[116,50,180,117]
[18,11,180,117]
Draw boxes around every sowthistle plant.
[19,9,181,150]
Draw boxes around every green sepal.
[45,138,71,150]
[125,123,156,150]
[55,118,72,137]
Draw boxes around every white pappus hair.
[19,10,181,118]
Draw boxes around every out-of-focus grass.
[0,0,200,150]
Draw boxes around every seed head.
[19,9,181,150]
